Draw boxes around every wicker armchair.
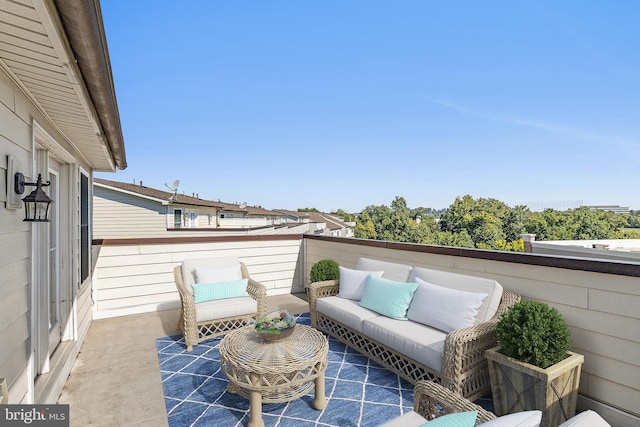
[174,257,267,352]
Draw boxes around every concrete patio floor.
[58,293,310,427]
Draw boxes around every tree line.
[343,195,640,252]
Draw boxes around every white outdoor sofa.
[307,257,520,401]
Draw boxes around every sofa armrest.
[441,291,521,398]
[414,380,496,423]
[307,279,340,327]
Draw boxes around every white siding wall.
[0,67,93,403]
[93,237,304,319]
[305,238,640,425]
[93,188,168,238]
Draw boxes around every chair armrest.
[414,380,496,423]
[247,278,268,318]
[174,265,196,328]
[441,291,521,396]
[307,279,340,327]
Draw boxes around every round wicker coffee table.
[219,324,329,427]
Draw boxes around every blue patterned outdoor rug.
[156,313,415,426]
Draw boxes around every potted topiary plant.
[309,259,339,283]
[485,300,584,427]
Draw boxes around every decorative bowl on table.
[254,309,296,342]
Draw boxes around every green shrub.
[310,259,339,283]
[496,300,571,369]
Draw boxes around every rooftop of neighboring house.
[307,212,352,231]
[94,178,283,216]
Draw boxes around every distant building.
[585,205,631,214]
[94,179,294,238]
[272,210,355,237]
[93,179,355,238]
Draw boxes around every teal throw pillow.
[419,411,477,427]
[358,275,418,320]
[192,278,249,303]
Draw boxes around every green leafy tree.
[433,230,475,248]
[331,209,356,222]
[354,212,377,239]
[438,195,476,234]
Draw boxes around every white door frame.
[30,121,77,376]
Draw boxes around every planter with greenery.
[486,300,584,427]
[309,259,339,283]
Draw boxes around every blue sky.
[97,1,640,212]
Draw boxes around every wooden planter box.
[486,346,584,427]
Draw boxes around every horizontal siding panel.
[97,292,177,311]
[579,350,640,390]
[586,375,640,418]
[98,283,176,300]
[96,252,174,268]
[0,285,29,332]
[589,288,640,318]
[563,305,639,342]
[96,263,175,279]
[0,313,29,372]
[97,272,172,289]
[0,101,32,149]
[0,257,28,300]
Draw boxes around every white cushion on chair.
[181,257,242,290]
[195,296,257,322]
[194,264,242,285]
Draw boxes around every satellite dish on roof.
[239,202,247,209]
[165,180,180,191]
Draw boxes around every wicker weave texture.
[413,380,496,423]
[307,279,521,402]
[174,262,268,352]
[219,324,329,403]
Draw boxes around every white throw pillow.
[194,264,242,285]
[337,266,383,300]
[480,410,542,427]
[407,277,488,333]
[557,410,611,427]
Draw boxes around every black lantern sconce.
[14,173,53,222]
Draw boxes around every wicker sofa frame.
[413,380,497,423]
[308,279,520,402]
[174,262,267,352]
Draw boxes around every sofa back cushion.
[356,257,412,282]
[338,266,384,300]
[407,277,488,333]
[408,266,503,322]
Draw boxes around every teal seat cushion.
[191,278,249,303]
[420,411,477,426]
[359,275,418,320]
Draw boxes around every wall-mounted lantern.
[14,173,53,222]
